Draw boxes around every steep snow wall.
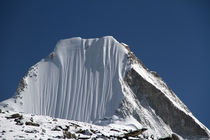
[3,36,129,122]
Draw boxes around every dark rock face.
[6,113,22,119]
[25,121,40,127]
[124,68,209,139]
[124,128,147,138]
[16,79,27,95]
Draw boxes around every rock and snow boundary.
[0,36,209,139]
[0,109,153,140]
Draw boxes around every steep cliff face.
[1,36,130,122]
[0,36,209,139]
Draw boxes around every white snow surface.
[2,36,129,122]
[0,110,146,140]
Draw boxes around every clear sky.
[0,0,209,128]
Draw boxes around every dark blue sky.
[0,1,210,128]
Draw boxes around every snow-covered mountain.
[0,36,209,139]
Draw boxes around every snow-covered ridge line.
[125,49,190,114]
[125,47,210,137]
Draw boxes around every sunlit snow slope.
[2,36,129,122]
[1,36,210,139]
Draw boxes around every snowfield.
[0,109,150,140]
[0,36,209,139]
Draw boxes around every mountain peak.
[55,36,119,51]
[1,36,209,139]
